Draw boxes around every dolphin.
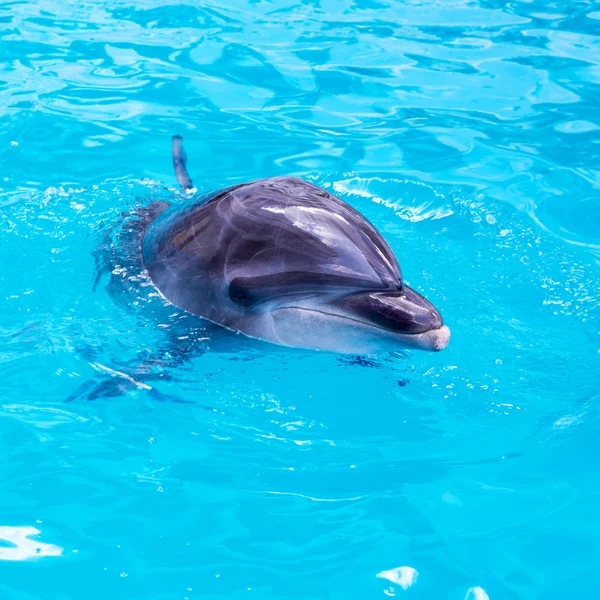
[140,136,450,355]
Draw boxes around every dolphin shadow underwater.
[69,136,449,403]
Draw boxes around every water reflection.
[0,526,63,561]
[376,566,418,590]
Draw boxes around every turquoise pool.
[0,0,599,598]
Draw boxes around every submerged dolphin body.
[141,136,450,355]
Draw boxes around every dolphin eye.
[228,281,252,308]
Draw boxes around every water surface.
[1,0,599,598]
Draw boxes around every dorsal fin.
[172,135,193,190]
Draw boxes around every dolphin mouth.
[274,306,450,352]
[347,317,451,352]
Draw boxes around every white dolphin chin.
[413,324,450,351]
[241,306,451,354]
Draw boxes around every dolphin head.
[144,176,450,355]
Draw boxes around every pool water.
[1,0,599,598]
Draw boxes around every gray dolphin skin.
[141,136,450,355]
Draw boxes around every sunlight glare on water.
[1,0,600,599]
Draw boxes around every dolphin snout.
[344,286,443,333]
[339,285,449,351]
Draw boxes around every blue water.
[1,0,599,598]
